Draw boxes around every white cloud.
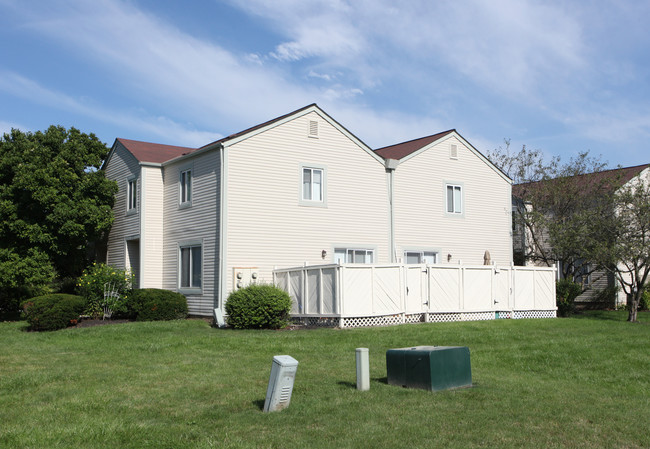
[4,0,650,167]
[0,70,219,147]
[10,0,312,130]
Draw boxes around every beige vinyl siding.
[105,142,141,269]
[225,110,389,295]
[393,136,513,266]
[140,166,164,288]
[162,150,220,316]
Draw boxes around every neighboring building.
[104,104,513,316]
[512,164,650,307]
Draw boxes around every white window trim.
[403,248,440,264]
[299,163,327,207]
[178,240,203,294]
[332,246,376,264]
[444,181,464,217]
[179,167,192,208]
[126,177,137,215]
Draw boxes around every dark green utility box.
[386,346,472,391]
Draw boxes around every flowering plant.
[77,263,134,318]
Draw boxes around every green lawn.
[1,312,648,448]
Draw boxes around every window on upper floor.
[127,178,137,212]
[404,251,438,264]
[446,184,463,214]
[300,164,327,206]
[180,169,192,206]
[179,243,202,290]
[334,248,374,264]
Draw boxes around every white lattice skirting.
[292,310,556,328]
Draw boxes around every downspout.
[385,159,399,263]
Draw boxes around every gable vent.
[450,144,458,159]
[309,120,319,138]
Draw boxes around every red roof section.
[374,130,455,160]
[513,163,650,198]
[116,138,196,164]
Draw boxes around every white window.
[302,167,323,202]
[446,184,462,214]
[180,169,192,205]
[334,248,374,264]
[127,178,137,211]
[404,251,438,264]
[179,244,202,289]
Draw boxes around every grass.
[1,311,648,448]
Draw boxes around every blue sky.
[1,0,649,168]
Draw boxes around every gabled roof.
[374,130,455,160]
[513,163,650,199]
[116,138,196,164]
[198,103,319,150]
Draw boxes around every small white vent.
[309,120,318,138]
[450,144,458,159]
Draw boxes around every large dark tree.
[0,126,117,317]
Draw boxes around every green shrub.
[130,289,188,321]
[21,294,86,331]
[556,279,582,317]
[77,263,133,318]
[225,284,292,329]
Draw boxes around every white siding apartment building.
[104,104,513,316]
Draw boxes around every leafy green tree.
[0,126,117,316]
[487,141,609,281]
[581,181,650,322]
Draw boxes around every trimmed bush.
[225,284,292,329]
[21,294,86,331]
[556,279,582,317]
[130,289,188,321]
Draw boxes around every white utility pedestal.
[356,348,370,391]
[263,355,299,412]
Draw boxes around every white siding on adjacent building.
[392,135,513,266]
[224,110,390,296]
[105,142,141,271]
[162,151,220,316]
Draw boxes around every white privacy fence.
[273,263,556,328]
